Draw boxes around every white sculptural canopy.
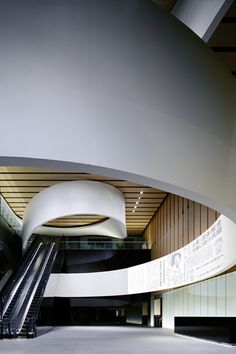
[22,180,127,249]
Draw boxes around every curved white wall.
[0,0,235,221]
[44,215,236,297]
[22,180,126,249]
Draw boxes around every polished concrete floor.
[0,326,236,354]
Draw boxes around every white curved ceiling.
[0,0,235,222]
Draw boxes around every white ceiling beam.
[171,0,233,42]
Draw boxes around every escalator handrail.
[24,243,58,336]
[1,243,43,317]
[7,244,49,324]
[0,236,41,301]
[10,243,56,336]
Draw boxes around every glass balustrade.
[0,195,22,236]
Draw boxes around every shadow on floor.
[36,326,54,337]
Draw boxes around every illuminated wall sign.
[45,215,236,297]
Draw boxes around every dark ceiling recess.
[208,1,236,77]
[152,0,177,12]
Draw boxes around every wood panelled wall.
[143,194,220,260]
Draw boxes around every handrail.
[7,245,48,323]
[0,236,41,309]
[1,243,43,317]
[25,243,58,337]
[10,243,56,336]
[60,240,149,250]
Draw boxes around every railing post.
[0,297,3,319]
[26,316,36,338]
[0,319,3,339]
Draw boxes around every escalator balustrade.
[0,238,58,339]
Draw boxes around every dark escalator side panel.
[6,244,49,337]
[0,236,42,312]
[0,239,58,339]
[21,243,58,338]
[0,239,45,337]
[0,238,42,319]
[0,216,22,283]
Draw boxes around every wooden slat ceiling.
[0,166,168,236]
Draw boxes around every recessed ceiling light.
[134,205,137,209]
[136,201,139,204]
[132,210,135,213]
[140,190,143,194]
[138,196,141,199]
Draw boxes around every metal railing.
[58,240,150,250]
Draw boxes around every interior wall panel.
[162,271,236,329]
[143,194,218,259]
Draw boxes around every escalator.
[0,237,58,338]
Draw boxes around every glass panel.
[226,272,236,316]
[200,281,208,316]
[207,277,216,316]
[216,275,226,316]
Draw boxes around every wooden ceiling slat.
[129,213,155,216]
[126,216,150,219]
[126,207,157,211]
[0,180,88,187]
[0,187,165,198]
[4,197,32,201]
[127,227,146,230]
[0,187,46,192]
[120,188,161,193]
[126,202,161,206]
[0,174,108,181]
[0,180,165,195]
[124,193,166,202]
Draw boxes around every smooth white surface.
[172,0,233,42]
[46,269,128,297]
[22,181,127,248]
[44,215,236,297]
[0,0,236,224]
[1,197,126,244]
[22,180,126,249]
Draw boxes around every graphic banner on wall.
[128,215,236,294]
[45,215,236,297]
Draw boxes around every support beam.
[172,0,233,42]
[149,294,155,327]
